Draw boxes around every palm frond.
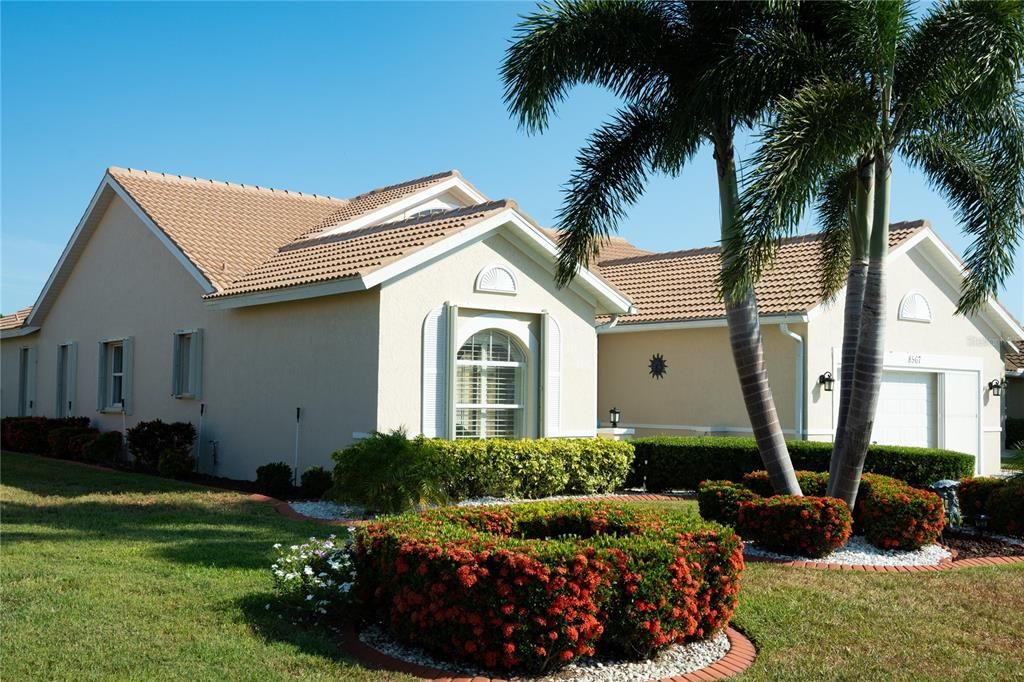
[553,103,672,286]
[815,165,859,300]
[894,0,1024,140]
[720,77,878,300]
[901,95,1024,312]
[501,0,675,132]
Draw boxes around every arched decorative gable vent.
[475,264,518,295]
[898,291,932,322]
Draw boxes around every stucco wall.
[1,196,379,480]
[377,231,600,437]
[597,323,802,437]
[806,244,1006,474]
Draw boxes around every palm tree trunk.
[716,135,802,496]
[827,161,874,496]
[831,151,891,507]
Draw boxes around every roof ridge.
[277,199,512,254]
[107,166,349,204]
[598,220,928,268]
[346,169,458,202]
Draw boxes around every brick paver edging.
[744,553,1024,571]
[339,624,757,682]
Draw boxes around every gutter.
[779,321,805,440]
[595,314,620,332]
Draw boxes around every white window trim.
[107,341,125,411]
[97,336,133,414]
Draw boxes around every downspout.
[595,314,620,332]
[779,322,804,440]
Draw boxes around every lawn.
[2,453,1022,681]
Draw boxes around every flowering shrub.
[741,470,828,497]
[697,480,759,526]
[737,496,852,557]
[355,501,742,673]
[271,534,357,618]
[989,477,1024,537]
[958,477,1005,520]
[857,474,945,550]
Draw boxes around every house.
[594,223,1024,476]
[0,168,631,480]
[2,167,1021,478]
[1005,346,1024,449]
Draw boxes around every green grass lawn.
[2,453,1022,680]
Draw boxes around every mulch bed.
[944,531,1024,560]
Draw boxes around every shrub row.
[126,419,196,471]
[959,476,1024,537]
[330,431,634,513]
[355,501,742,673]
[627,436,974,491]
[698,471,945,552]
[2,416,123,465]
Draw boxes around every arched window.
[455,329,526,439]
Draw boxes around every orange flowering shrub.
[737,495,852,557]
[741,470,829,497]
[355,501,743,673]
[857,474,945,550]
[958,476,1023,537]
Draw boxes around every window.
[56,342,76,417]
[172,329,202,398]
[455,329,526,439]
[97,337,133,413]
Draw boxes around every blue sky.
[2,1,1021,321]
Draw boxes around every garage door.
[872,371,937,448]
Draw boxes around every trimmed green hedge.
[626,436,974,490]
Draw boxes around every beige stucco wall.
[377,231,600,437]
[1,195,380,480]
[597,323,802,437]
[806,245,1006,474]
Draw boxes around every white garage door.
[872,371,937,448]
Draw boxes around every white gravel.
[358,624,730,682]
[288,500,366,520]
[743,535,951,566]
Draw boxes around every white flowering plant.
[270,532,356,618]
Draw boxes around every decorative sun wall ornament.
[648,353,668,379]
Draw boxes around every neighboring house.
[593,221,1024,476]
[0,168,631,480]
[2,167,1021,478]
[1005,345,1024,447]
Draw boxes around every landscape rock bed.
[743,535,951,566]
[943,531,1024,560]
[358,624,731,682]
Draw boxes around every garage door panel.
[872,371,936,449]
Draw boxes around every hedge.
[355,501,742,673]
[2,416,91,455]
[627,436,974,490]
[330,432,634,513]
[699,471,945,551]
[738,495,852,557]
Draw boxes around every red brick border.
[744,552,1024,571]
[339,624,757,682]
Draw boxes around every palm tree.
[723,0,1024,506]
[501,0,806,495]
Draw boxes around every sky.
[2,1,1021,322]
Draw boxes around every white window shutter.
[68,342,78,416]
[97,341,107,411]
[421,305,448,437]
[122,336,134,415]
[171,333,181,396]
[542,312,561,437]
[446,304,459,439]
[190,329,203,400]
[25,347,38,416]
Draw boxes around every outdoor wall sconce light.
[609,407,621,428]
[818,371,835,392]
[987,378,1007,397]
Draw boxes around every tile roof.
[1007,343,1024,371]
[207,200,514,298]
[539,228,653,263]
[0,306,32,331]
[598,221,926,325]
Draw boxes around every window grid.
[107,341,124,409]
[455,330,525,439]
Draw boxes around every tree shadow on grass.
[234,591,357,665]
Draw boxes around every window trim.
[97,336,133,414]
[171,328,203,399]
